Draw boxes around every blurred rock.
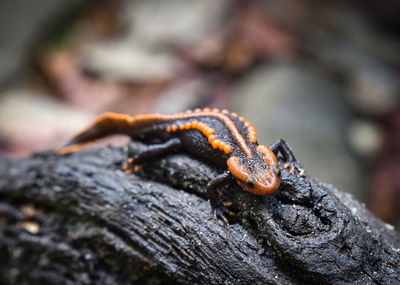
[232,60,362,197]
[348,66,399,116]
[122,0,233,46]
[296,1,400,116]
[0,89,94,156]
[40,42,177,116]
[83,41,184,82]
[187,1,295,74]
[302,29,400,116]
[40,49,127,112]
[347,119,382,159]
[154,79,212,114]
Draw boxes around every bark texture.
[0,142,399,284]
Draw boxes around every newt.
[58,108,303,221]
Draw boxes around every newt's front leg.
[207,171,234,223]
[269,139,304,176]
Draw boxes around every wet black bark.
[0,142,399,284]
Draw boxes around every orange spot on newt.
[208,135,216,143]
[191,121,199,128]
[212,139,220,149]
[223,144,231,154]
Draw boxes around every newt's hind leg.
[269,139,304,176]
[123,138,183,173]
[128,138,182,164]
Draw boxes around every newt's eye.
[245,177,256,188]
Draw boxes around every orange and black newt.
[58,108,303,221]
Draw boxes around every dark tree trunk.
[0,142,399,284]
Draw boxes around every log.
[0,141,399,284]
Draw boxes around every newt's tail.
[57,112,134,154]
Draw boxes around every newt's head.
[227,145,281,196]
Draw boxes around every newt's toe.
[225,201,233,207]
[285,161,305,177]
[213,207,232,223]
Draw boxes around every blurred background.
[0,0,399,229]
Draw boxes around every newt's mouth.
[236,176,280,196]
